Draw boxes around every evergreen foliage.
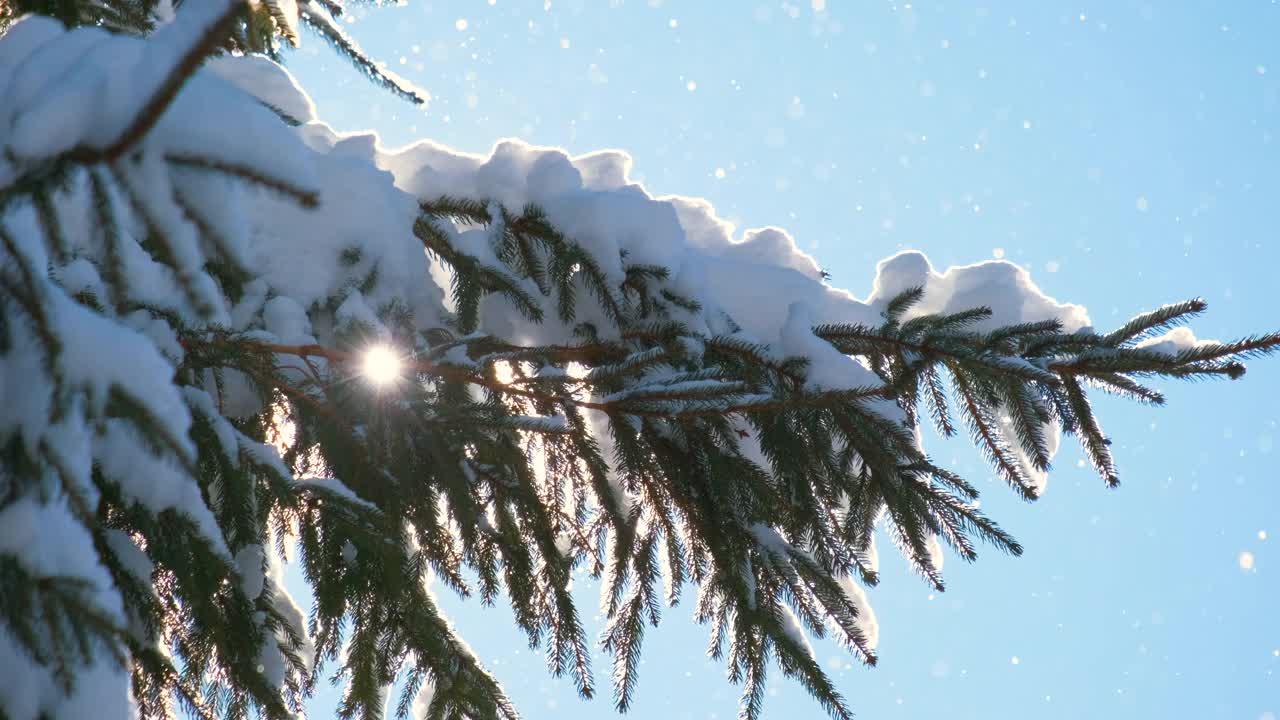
[1,2,1278,720]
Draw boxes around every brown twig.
[102,2,246,161]
[187,337,889,421]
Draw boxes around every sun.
[362,345,402,385]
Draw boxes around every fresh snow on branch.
[0,6,1260,720]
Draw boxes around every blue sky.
[281,2,1279,718]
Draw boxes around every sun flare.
[363,345,402,385]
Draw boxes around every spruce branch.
[166,153,320,208]
[184,335,891,421]
[1102,298,1207,346]
[1059,373,1119,487]
[882,285,925,322]
[299,2,428,105]
[7,9,1280,719]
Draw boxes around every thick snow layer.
[868,251,1090,333]
[0,499,132,720]
[248,123,444,331]
[379,138,1089,355]
[266,542,316,672]
[1137,326,1214,356]
[294,476,378,510]
[97,420,228,557]
[835,575,880,651]
[780,301,878,392]
[236,544,267,601]
[0,8,315,716]
[780,605,816,660]
[411,677,438,718]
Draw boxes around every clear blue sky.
[281,2,1279,718]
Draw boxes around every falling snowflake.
[1238,551,1256,571]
